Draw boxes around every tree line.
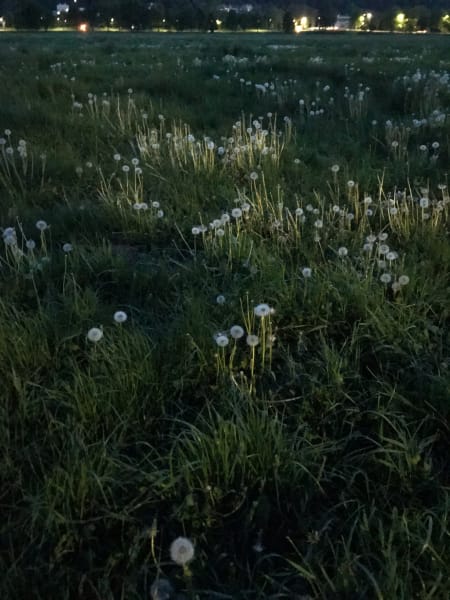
[1,0,449,32]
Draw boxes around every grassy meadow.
[0,31,449,599]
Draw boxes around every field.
[0,31,449,599]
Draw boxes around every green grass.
[0,32,449,599]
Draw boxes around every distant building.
[335,14,351,30]
[218,4,254,14]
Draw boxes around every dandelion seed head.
[230,325,245,339]
[254,303,271,318]
[114,311,128,323]
[87,327,103,343]
[246,334,260,347]
[169,537,195,566]
[36,220,48,231]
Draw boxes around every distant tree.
[224,9,239,31]
[14,0,44,29]
[119,0,147,30]
[282,10,294,32]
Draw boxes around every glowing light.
[78,23,88,32]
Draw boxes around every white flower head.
[87,327,103,343]
[230,325,245,339]
[338,246,348,257]
[216,294,226,305]
[63,243,73,253]
[170,537,195,566]
[114,311,128,323]
[254,303,271,318]
[302,267,312,278]
[26,239,36,250]
[246,334,260,347]
[36,220,49,231]
[215,334,229,347]
[398,275,410,286]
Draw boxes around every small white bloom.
[331,164,340,173]
[338,246,348,257]
[246,334,260,347]
[87,327,103,342]
[26,239,36,250]
[230,325,245,339]
[419,197,429,209]
[216,295,226,305]
[114,311,128,323]
[62,243,73,253]
[398,275,410,286]
[215,334,229,347]
[380,273,392,284]
[36,220,48,231]
[249,171,259,181]
[254,303,271,318]
[302,267,312,278]
[169,537,195,566]
[231,208,242,219]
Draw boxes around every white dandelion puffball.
[114,311,128,323]
[87,327,103,342]
[398,275,410,286]
[170,537,195,566]
[338,246,348,257]
[26,239,36,250]
[249,171,259,181]
[254,303,271,318]
[216,294,226,305]
[246,334,260,347]
[230,325,245,339]
[380,273,392,284]
[36,220,49,231]
[302,267,312,278]
[215,334,229,348]
[331,164,340,173]
[63,243,73,253]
